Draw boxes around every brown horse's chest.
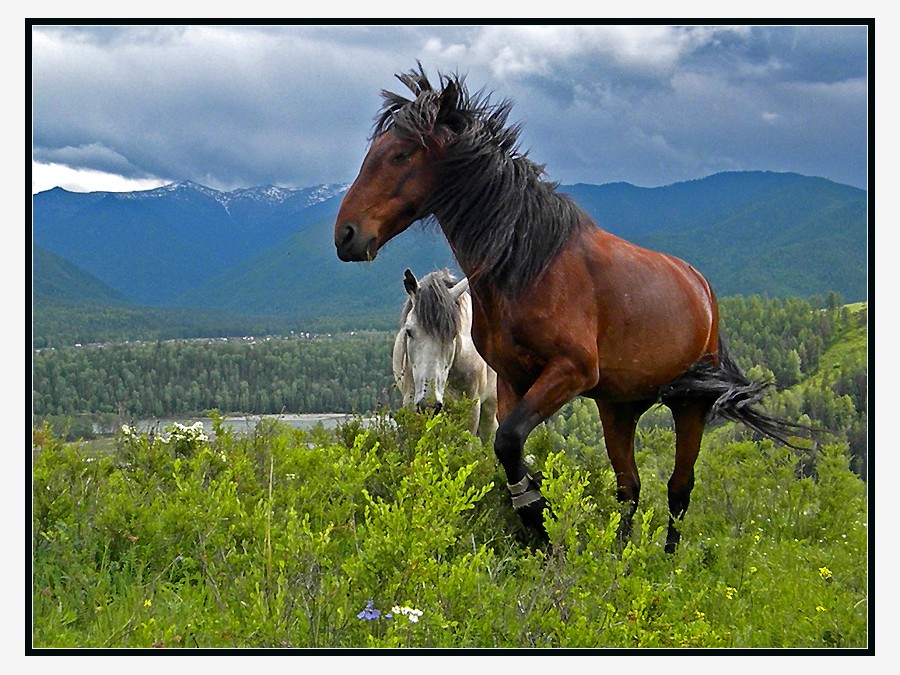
[492,343,546,393]
[470,303,558,396]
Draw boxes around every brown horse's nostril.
[336,222,366,262]
[336,220,379,262]
[338,222,357,246]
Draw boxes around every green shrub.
[31,401,868,649]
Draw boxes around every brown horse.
[334,64,807,550]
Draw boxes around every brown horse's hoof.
[665,525,681,554]
[515,497,549,541]
[507,473,548,539]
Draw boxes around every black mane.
[400,269,463,344]
[376,63,590,297]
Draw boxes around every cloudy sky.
[31,23,870,195]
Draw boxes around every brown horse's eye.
[391,150,414,165]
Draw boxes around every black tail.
[660,337,813,450]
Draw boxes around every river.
[130,413,370,437]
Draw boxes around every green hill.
[33,246,130,305]
[178,218,458,323]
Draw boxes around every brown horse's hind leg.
[665,399,712,553]
[595,399,653,543]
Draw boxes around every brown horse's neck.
[427,156,588,298]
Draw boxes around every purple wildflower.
[357,600,381,620]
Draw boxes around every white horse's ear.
[404,269,419,296]
[449,277,469,301]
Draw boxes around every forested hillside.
[32,296,868,477]
[33,332,397,421]
[31,296,370,350]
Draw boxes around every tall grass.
[31,401,868,650]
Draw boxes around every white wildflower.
[391,605,423,623]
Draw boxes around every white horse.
[393,268,498,443]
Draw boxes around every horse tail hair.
[661,337,814,450]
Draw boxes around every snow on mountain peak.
[120,181,349,209]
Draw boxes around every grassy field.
[31,401,869,651]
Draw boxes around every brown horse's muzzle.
[335,221,377,262]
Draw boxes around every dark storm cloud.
[31,24,869,192]
[466,25,868,187]
[743,25,869,84]
[32,24,407,189]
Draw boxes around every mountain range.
[31,171,868,340]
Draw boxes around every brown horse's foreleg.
[494,361,597,538]
[666,399,711,553]
[495,377,517,423]
[595,399,653,543]
[496,403,549,536]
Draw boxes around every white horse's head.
[399,268,469,412]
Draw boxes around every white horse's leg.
[477,370,499,443]
[470,400,481,437]
[478,396,499,443]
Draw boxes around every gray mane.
[374,63,591,297]
[400,269,463,344]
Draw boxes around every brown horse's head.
[334,68,459,262]
[334,130,442,261]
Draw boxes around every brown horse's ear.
[437,79,458,124]
[403,268,419,296]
